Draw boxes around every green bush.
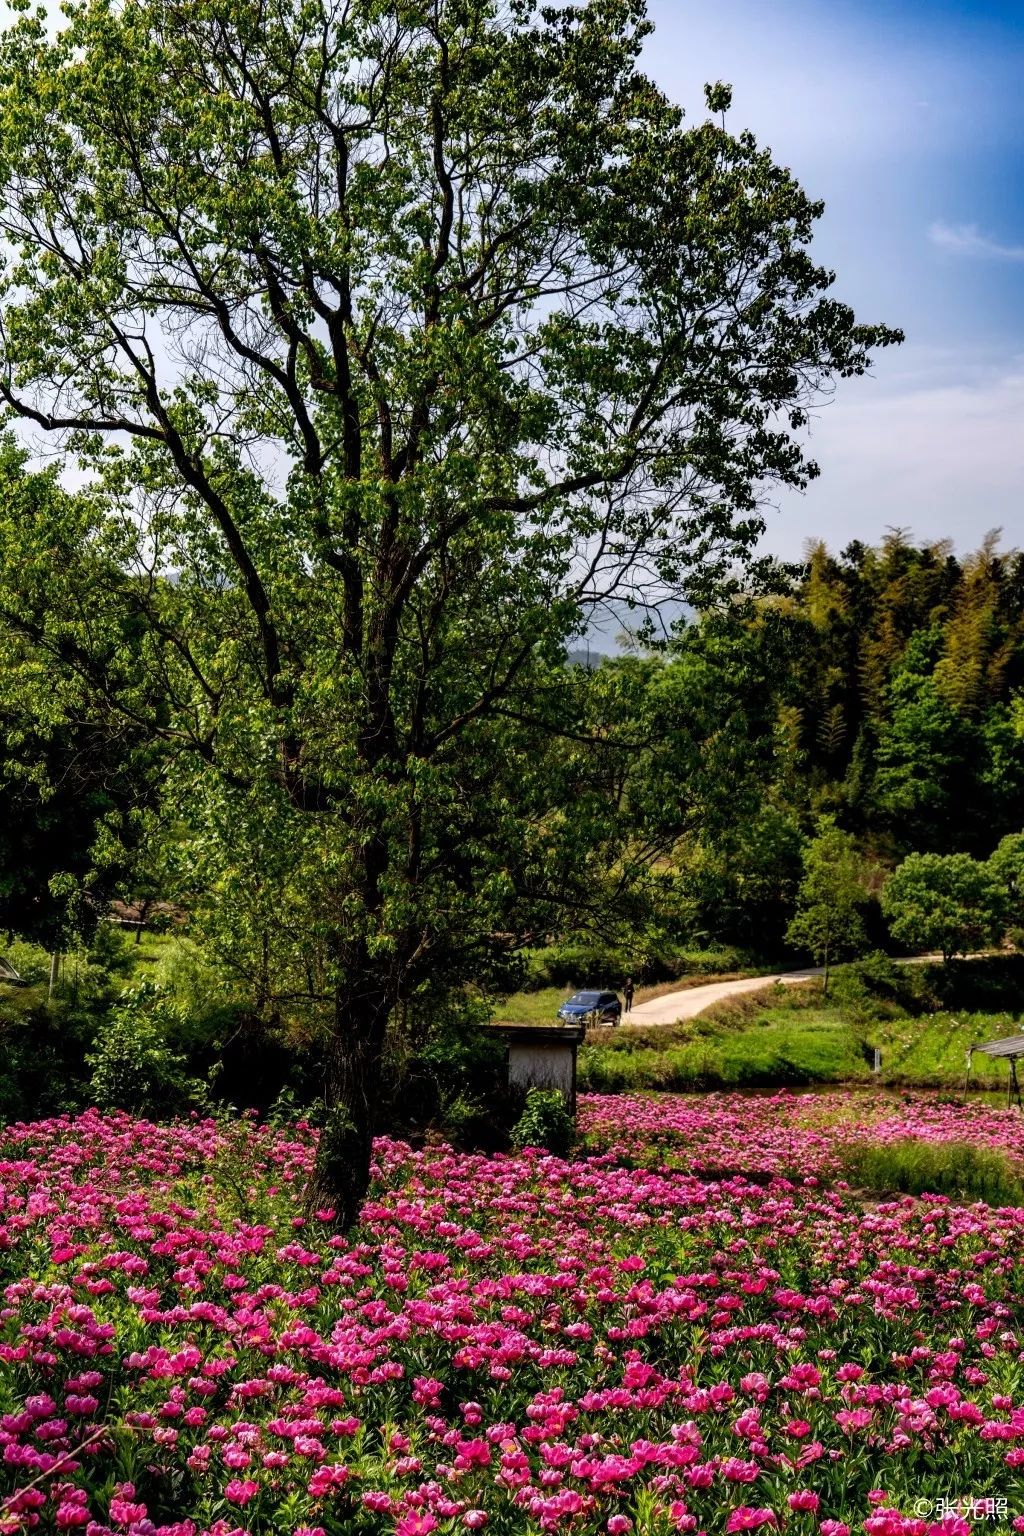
[87,981,206,1115]
[1,937,51,986]
[510,1087,575,1156]
[0,996,92,1121]
[153,937,243,1047]
[438,1093,495,1148]
[526,939,750,991]
[828,951,921,1019]
[830,953,1024,1021]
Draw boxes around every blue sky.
[643,0,1024,560]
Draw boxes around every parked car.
[557,989,622,1026]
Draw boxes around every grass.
[577,964,1024,1095]
[489,985,577,1024]
[0,928,180,1020]
[837,1138,1024,1205]
[579,1011,869,1092]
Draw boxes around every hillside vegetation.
[578,954,1024,1095]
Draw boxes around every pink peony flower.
[726,1510,778,1533]
[395,1518,438,1536]
[223,1480,259,1507]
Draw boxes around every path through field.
[620,950,970,1028]
[622,966,824,1027]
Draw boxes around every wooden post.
[1010,1055,1022,1111]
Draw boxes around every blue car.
[557,989,622,1026]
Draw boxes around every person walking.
[623,976,634,1014]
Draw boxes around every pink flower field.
[2,1094,1024,1536]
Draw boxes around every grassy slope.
[490,986,577,1024]
[578,974,1024,1094]
[0,931,180,1020]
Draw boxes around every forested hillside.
[619,532,1024,955]
[779,534,1024,855]
[3,524,1024,1123]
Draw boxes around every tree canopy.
[0,0,898,1219]
[0,442,155,948]
[785,819,867,991]
[880,853,1006,963]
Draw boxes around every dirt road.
[622,967,824,1028]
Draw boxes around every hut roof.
[972,1034,1024,1059]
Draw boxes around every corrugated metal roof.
[972,1035,1024,1058]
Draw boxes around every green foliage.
[989,831,1024,930]
[510,1089,575,1158]
[785,818,868,979]
[1,937,50,987]
[838,1139,1024,1205]
[0,993,89,1122]
[387,994,512,1149]
[827,951,918,1019]
[578,955,1024,1094]
[881,852,1006,961]
[780,535,1024,857]
[0,444,157,949]
[871,634,976,848]
[683,804,805,954]
[87,982,205,1116]
[579,1010,868,1093]
[0,0,897,1205]
[150,938,244,1050]
[0,927,157,1122]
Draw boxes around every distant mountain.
[565,646,603,669]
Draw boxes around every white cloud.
[769,353,1024,558]
[929,222,1024,262]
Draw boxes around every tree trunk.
[308,977,395,1229]
[48,949,60,1000]
[822,939,830,998]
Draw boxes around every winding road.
[619,951,964,1028]
[622,966,825,1028]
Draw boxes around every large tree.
[0,0,898,1220]
[881,852,1006,963]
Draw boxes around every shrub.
[510,1088,575,1156]
[828,951,919,1019]
[526,940,751,991]
[87,982,205,1115]
[439,1093,494,1148]
[1,937,51,986]
[380,993,515,1149]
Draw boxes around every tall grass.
[839,1138,1024,1205]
